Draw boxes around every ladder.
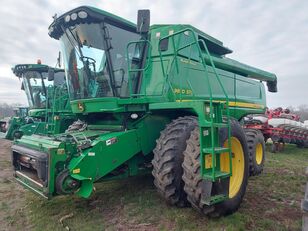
[158,28,233,205]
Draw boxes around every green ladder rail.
[126,40,152,97]
[158,28,233,205]
[44,85,55,134]
[44,85,70,134]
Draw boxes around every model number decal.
[106,137,118,146]
[173,88,193,95]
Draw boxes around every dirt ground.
[0,139,31,231]
[0,138,306,231]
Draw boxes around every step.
[202,194,227,206]
[212,123,228,128]
[203,147,230,154]
[202,170,230,180]
[200,122,228,128]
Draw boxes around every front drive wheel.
[152,116,197,207]
[182,120,249,217]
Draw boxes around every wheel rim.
[255,143,263,165]
[220,137,245,198]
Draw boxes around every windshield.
[22,71,53,108]
[60,22,141,100]
[18,108,28,118]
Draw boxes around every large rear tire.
[152,116,197,207]
[244,129,265,176]
[182,120,249,216]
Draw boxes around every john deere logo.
[77,102,85,112]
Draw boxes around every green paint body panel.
[12,6,277,200]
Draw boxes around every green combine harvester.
[0,106,28,137]
[0,106,29,139]
[12,7,277,216]
[2,63,75,140]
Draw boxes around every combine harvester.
[0,106,29,139]
[1,62,75,140]
[12,7,277,216]
[244,107,308,152]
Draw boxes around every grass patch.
[4,143,308,230]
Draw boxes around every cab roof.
[12,64,63,78]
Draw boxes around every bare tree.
[0,103,22,119]
[288,105,308,121]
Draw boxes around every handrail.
[198,39,232,174]
[126,40,152,97]
[44,84,70,134]
[158,28,232,177]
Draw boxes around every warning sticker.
[106,137,118,146]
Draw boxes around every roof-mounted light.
[48,26,54,35]
[64,15,70,23]
[71,13,77,21]
[78,11,88,19]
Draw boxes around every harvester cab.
[12,63,60,118]
[12,6,277,217]
[13,107,29,118]
[6,63,74,139]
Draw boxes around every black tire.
[244,129,265,176]
[296,141,304,148]
[182,120,249,217]
[152,116,197,207]
[13,130,23,139]
[56,170,80,195]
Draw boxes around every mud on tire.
[182,120,249,217]
[152,116,197,207]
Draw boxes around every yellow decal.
[180,58,197,66]
[205,155,213,169]
[173,88,193,95]
[213,100,264,109]
[73,168,80,174]
[53,115,60,120]
[175,99,192,102]
[57,149,65,155]
[174,99,264,109]
[77,102,85,112]
[228,101,264,109]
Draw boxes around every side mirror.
[137,9,150,33]
[54,72,66,87]
[48,68,55,81]
[57,51,61,68]
[267,80,277,93]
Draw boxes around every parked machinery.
[2,63,75,140]
[12,7,277,216]
[244,107,308,153]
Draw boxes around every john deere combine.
[12,7,277,216]
[3,63,75,139]
[1,106,29,139]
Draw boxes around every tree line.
[288,105,308,121]
[0,103,23,119]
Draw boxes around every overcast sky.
[0,0,307,108]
